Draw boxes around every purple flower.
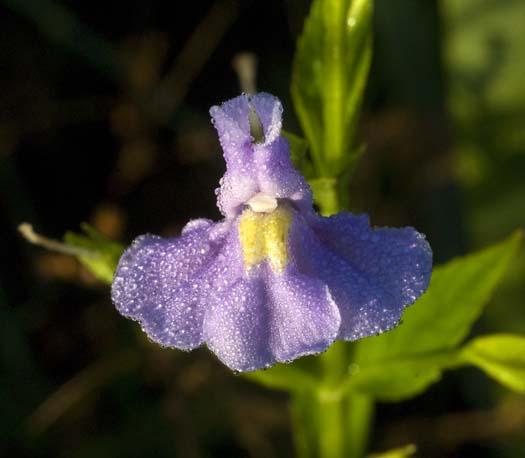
[111,93,432,372]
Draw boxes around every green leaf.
[350,231,522,400]
[243,361,318,393]
[345,352,460,401]
[292,0,372,175]
[461,334,525,393]
[368,444,417,458]
[64,224,124,284]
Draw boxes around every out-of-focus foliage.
[461,334,525,393]
[442,0,525,242]
[443,0,525,171]
[368,444,416,458]
[442,0,525,341]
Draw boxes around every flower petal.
[209,95,251,168]
[289,212,432,340]
[203,264,340,372]
[111,219,226,349]
[266,267,341,362]
[216,170,259,218]
[209,92,283,148]
[203,274,272,371]
[311,213,432,308]
[254,137,313,213]
[211,93,314,218]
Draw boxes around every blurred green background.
[1,0,524,457]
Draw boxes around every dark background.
[1,1,524,457]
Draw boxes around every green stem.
[291,387,374,458]
[290,392,318,458]
[292,42,373,449]
[313,177,340,216]
[322,0,345,166]
[311,169,352,217]
[346,393,373,458]
[317,389,344,458]
[288,168,374,458]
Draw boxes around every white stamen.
[246,193,278,213]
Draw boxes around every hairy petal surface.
[216,171,259,218]
[209,95,251,168]
[289,212,431,340]
[311,213,432,308]
[267,267,341,362]
[112,220,226,349]
[204,263,340,372]
[204,274,272,372]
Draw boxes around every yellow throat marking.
[239,206,292,272]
